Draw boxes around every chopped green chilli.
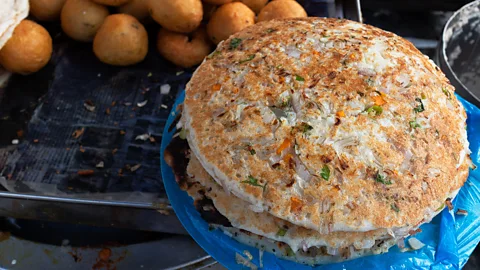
[295,75,305,81]
[391,203,400,212]
[366,105,383,116]
[442,87,451,99]
[239,54,255,64]
[179,128,187,139]
[207,51,221,59]
[286,247,295,257]
[277,227,287,236]
[409,120,421,129]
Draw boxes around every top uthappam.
[182,18,471,233]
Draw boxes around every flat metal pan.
[438,0,480,107]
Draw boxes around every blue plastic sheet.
[160,91,480,269]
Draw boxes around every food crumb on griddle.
[445,198,453,211]
[72,128,85,139]
[77,170,94,176]
[456,209,468,216]
[83,100,96,112]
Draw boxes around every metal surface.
[0,28,190,233]
[0,196,184,234]
[0,218,212,270]
[438,0,480,108]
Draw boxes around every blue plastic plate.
[160,91,480,269]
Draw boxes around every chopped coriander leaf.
[250,149,256,155]
[391,203,400,212]
[239,54,255,64]
[414,98,425,113]
[375,173,392,185]
[241,175,266,190]
[266,28,275,33]
[277,228,287,236]
[409,120,421,129]
[320,165,330,181]
[295,75,305,81]
[442,87,451,99]
[366,105,383,116]
[229,38,242,49]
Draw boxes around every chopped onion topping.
[407,237,425,250]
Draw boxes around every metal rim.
[441,0,480,105]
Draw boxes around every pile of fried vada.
[0,0,308,74]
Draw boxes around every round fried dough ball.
[203,0,232,4]
[148,0,202,33]
[0,20,52,74]
[157,27,212,68]
[93,14,148,66]
[207,2,255,44]
[117,0,149,21]
[238,0,268,14]
[30,0,67,21]
[91,0,129,6]
[61,0,109,42]
[257,0,307,22]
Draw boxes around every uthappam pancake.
[182,18,471,233]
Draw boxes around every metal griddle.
[0,26,190,234]
[0,1,362,236]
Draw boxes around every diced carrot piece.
[336,110,345,117]
[283,153,293,163]
[276,138,291,155]
[290,197,303,212]
[373,95,386,105]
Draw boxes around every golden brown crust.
[186,154,392,251]
[184,18,470,233]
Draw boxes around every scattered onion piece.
[407,237,425,250]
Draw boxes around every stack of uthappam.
[164,18,472,264]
